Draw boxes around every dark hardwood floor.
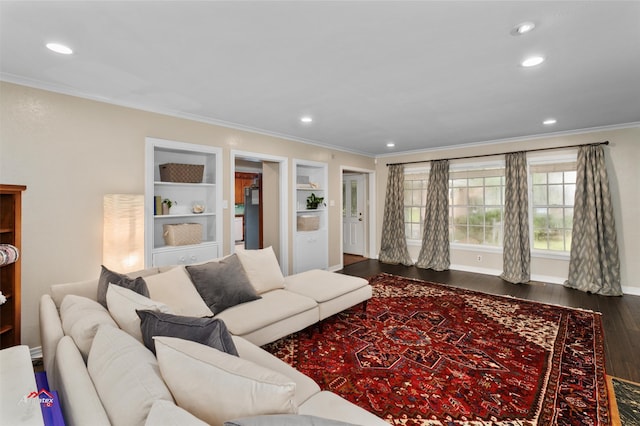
[339,259,640,383]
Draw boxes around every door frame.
[340,166,376,268]
[231,150,288,275]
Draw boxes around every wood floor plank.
[339,260,640,383]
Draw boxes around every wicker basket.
[159,163,204,183]
[163,223,202,246]
[297,214,320,231]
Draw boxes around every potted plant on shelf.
[306,193,325,210]
[162,198,176,215]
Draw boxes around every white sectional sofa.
[39,248,385,426]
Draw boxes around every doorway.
[341,168,376,268]
[231,151,288,274]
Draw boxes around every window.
[449,168,505,246]
[404,169,429,240]
[530,162,576,252]
[402,156,576,254]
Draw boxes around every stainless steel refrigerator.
[244,187,260,249]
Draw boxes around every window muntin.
[530,162,576,252]
[449,168,505,246]
[404,171,428,240]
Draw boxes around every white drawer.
[152,244,219,267]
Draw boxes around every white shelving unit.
[293,159,328,273]
[145,138,222,267]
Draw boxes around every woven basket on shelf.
[297,215,320,231]
[162,223,202,246]
[159,163,204,183]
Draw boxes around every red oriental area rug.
[264,273,611,425]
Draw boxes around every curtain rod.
[386,140,609,167]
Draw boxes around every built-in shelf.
[145,138,222,267]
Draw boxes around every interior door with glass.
[342,173,366,255]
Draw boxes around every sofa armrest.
[50,279,100,308]
[40,294,64,389]
[55,336,110,426]
[232,336,321,406]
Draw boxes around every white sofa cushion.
[55,336,111,426]
[224,415,358,426]
[154,336,297,426]
[236,247,285,294]
[60,294,118,361]
[88,326,174,426]
[215,289,317,336]
[144,266,213,317]
[231,336,320,407]
[145,400,208,426]
[106,285,172,343]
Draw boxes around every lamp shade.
[103,194,144,273]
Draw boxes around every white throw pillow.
[144,266,213,317]
[60,294,118,361]
[106,284,172,342]
[154,336,297,426]
[145,400,208,426]
[236,247,285,294]
[88,326,174,426]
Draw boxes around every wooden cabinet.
[0,184,26,349]
[293,160,328,273]
[234,172,257,204]
[145,138,222,267]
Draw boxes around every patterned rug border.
[368,272,604,316]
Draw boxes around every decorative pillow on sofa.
[154,336,297,426]
[97,265,149,308]
[60,294,118,361]
[137,310,238,356]
[144,266,213,317]
[224,415,358,426]
[235,246,285,294]
[88,326,174,426]
[106,285,172,343]
[185,254,261,315]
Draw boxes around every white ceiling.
[1,1,639,156]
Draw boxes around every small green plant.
[162,198,176,208]
[306,193,325,209]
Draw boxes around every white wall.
[376,127,640,294]
[0,82,375,347]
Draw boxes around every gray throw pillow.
[97,265,149,308]
[136,310,238,356]
[224,415,358,426]
[185,254,261,315]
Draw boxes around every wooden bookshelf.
[0,184,26,349]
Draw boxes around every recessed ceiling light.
[543,118,557,125]
[386,142,395,148]
[300,116,313,124]
[521,55,544,67]
[46,42,73,55]
[511,22,536,36]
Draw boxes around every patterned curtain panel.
[416,160,450,271]
[564,145,622,296]
[379,164,413,266]
[500,152,531,283]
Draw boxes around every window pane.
[548,185,564,205]
[468,187,484,205]
[564,208,574,228]
[452,188,467,205]
[548,172,563,184]
[549,208,564,229]
[533,235,548,250]
[532,173,547,184]
[565,230,572,251]
[468,177,483,187]
[452,226,468,243]
[564,171,577,184]
[452,207,468,225]
[350,181,357,216]
[485,208,502,225]
[410,207,421,223]
[564,185,575,206]
[533,208,548,228]
[468,226,484,244]
[468,207,484,225]
[485,176,501,186]
[485,186,501,205]
[533,185,547,205]
[485,225,501,245]
[452,178,467,188]
[404,207,412,223]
